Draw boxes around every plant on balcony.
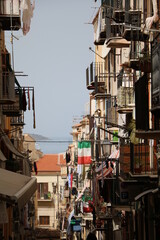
[134,158,142,173]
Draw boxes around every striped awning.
[96,166,113,180]
[95,162,106,173]
[109,149,120,159]
[75,181,90,202]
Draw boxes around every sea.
[27,134,73,154]
[37,141,70,154]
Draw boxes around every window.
[37,183,48,199]
[39,216,50,225]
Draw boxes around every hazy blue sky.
[5,0,99,152]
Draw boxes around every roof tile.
[37,154,66,172]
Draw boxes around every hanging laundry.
[145,0,159,29]
[32,89,36,128]
[33,161,37,175]
[22,88,27,111]
[70,173,73,188]
[33,109,36,129]
[66,151,71,164]
[21,0,35,35]
[28,87,30,110]
[32,88,35,111]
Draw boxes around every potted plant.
[134,157,142,173]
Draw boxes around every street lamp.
[101,138,112,158]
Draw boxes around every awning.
[109,149,120,159]
[135,188,158,201]
[0,130,26,158]
[0,168,37,209]
[97,166,113,180]
[75,181,90,202]
[102,46,111,59]
[95,162,106,173]
[0,149,7,161]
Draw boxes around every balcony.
[2,86,34,118]
[0,50,16,105]
[86,62,108,96]
[113,10,125,23]
[119,142,154,175]
[0,70,16,105]
[121,49,151,73]
[106,96,118,126]
[122,10,149,42]
[38,193,53,202]
[117,87,134,114]
[2,88,21,116]
[105,21,130,48]
[102,0,124,22]
[117,69,134,114]
[130,50,151,73]
[10,114,25,126]
[0,0,21,30]
[94,7,106,46]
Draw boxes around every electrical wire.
[24,140,74,143]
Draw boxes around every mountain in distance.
[28,134,70,154]
[29,134,50,141]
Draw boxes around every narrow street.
[0,1,160,240]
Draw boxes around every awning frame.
[0,168,37,209]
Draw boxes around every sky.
[5,0,99,153]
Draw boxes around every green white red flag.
[78,141,92,165]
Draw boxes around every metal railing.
[86,62,107,89]
[106,96,118,125]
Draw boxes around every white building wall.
[37,206,55,229]
[36,175,66,229]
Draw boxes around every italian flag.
[78,141,92,165]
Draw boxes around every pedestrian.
[86,232,97,240]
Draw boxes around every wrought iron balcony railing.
[119,142,156,175]
[106,96,118,125]
[102,0,124,22]
[117,69,134,113]
[102,0,148,42]
[0,71,15,104]
[2,86,35,117]
[122,10,149,42]
[86,62,106,92]
[10,114,24,126]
